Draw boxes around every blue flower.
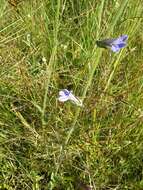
[96,35,128,52]
[58,89,83,106]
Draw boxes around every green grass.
[0,0,143,189]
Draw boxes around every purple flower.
[96,35,128,52]
[58,89,83,106]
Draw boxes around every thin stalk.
[41,0,61,125]
[104,52,122,92]
[65,0,105,146]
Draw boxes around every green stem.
[41,0,61,125]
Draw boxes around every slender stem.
[41,0,61,125]
[104,52,122,92]
[64,0,105,146]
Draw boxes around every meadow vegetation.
[0,0,143,189]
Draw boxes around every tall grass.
[0,0,143,189]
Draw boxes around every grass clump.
[0,0,143,189]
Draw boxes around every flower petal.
[120,35,128,42]
[59,91,65,96]
[118,43,126,48]
[111,45,120,52]
[59,89,70,97]
[63,89,70,96]
[112,35,128,45]
[69,94,83,106]
[58,96,69,102]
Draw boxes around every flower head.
[58,89,82,107]
[96,34,128,52]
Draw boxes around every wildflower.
[58,89,83,106]
[96,34,128,52]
